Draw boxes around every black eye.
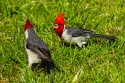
[58,24,62,26]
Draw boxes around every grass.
[0,0,125,82]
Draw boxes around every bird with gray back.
[24,19,55,73]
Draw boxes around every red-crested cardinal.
[53,13,116,48]
[24,19,55,73]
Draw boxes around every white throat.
[25,30,29,39]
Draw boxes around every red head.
[24,19,33,31]
[54,13,65,38]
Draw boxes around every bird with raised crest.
[24,19,55,73]
[53,13,116,48]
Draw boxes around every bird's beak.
[54,24,59,29]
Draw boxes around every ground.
[0,0,125,82]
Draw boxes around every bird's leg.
[81,36,87,45]
[28,62,32,69]
[77,42,82,48]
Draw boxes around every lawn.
[0,0,125,82]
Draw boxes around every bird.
[53,13,116,48]
[24,19,55,73]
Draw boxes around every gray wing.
[66,27,94,37]
[26,39,52,61]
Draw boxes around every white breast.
[26,48,41,67]
[62,29,72,43]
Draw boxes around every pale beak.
[54,24,59,28]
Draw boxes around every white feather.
[26,48,41,68]
[25,30,29,39]
[62,29,72,43]
[62,28,87,47]
[25,29,41,68]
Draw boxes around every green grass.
[0,0,125,82]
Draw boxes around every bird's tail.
[90,34,116,42]
[41,60,55,74]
